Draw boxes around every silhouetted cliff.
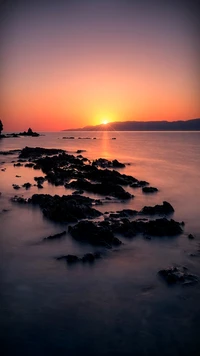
[63,118,200,131]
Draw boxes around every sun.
[102,120,108,125]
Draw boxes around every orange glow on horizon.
[0,1,199,131]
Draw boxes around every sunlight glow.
[102,120,108,125]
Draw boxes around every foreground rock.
[68,220,122,247]
[158,266,198,285]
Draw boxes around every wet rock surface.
[92,158,125,168]
[19,146,65,159]
[7,145,192,281]
[158,266,198,285]
[68,220,122,247]
[140,201,174,215]
[29,194,102,222]
[142,186,158,193]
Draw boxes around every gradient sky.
[0,0,200,131]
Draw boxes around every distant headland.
[0,127,40,138]
[63,118,200,131]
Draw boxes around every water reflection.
[101,130,109,158]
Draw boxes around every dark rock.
[77,150,86,153]
[92,158,125,168]
[140,201,174,215]
[30,194,102,222]
[188,234,195,239]
[37,183,43,189]
[19,128,40,137]
[116,209,138,217]
[15,175,21,178]
[43,230,66,240]
[69,220,122,247]
[82,252,101,262]
[34,176,46,184]
[25,163,35,168]
[62,136,74,139]
[12,184,20,190]
[14,162,23,167]
[158,266,198,285]
[130,180,149,188]
[19,146,65,159]
[72,190,84,195]
[57,254,80,263]
[66,178,133,200]
[109,217,183,237]
[22,182,32,189]
[0,149,21,155]
[142,186,158,193]
[11,196,28,203]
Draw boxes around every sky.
[0,0,200,131]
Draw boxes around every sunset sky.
[0,0,199,131]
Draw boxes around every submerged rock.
[142,186,158,193]
[56,251,102,264]
[158,266,198,285]
[43,230,66,241]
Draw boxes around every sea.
[0,131,200,356]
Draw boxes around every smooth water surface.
[0,131,200,355]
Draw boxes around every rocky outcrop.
[19,146,65,159]
[65,178,133,200]
[140,201,174,215]
[30,194,102,222]
[68,220,122,247]
[158,266,198,285]
[92,158,125,168]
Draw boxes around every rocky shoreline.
[1,145,198,285]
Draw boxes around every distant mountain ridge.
[63,118,200,131]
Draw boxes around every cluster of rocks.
[7,145,198,283]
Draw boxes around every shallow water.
[1,131,200,355]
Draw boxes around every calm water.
[1,131,200,355]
